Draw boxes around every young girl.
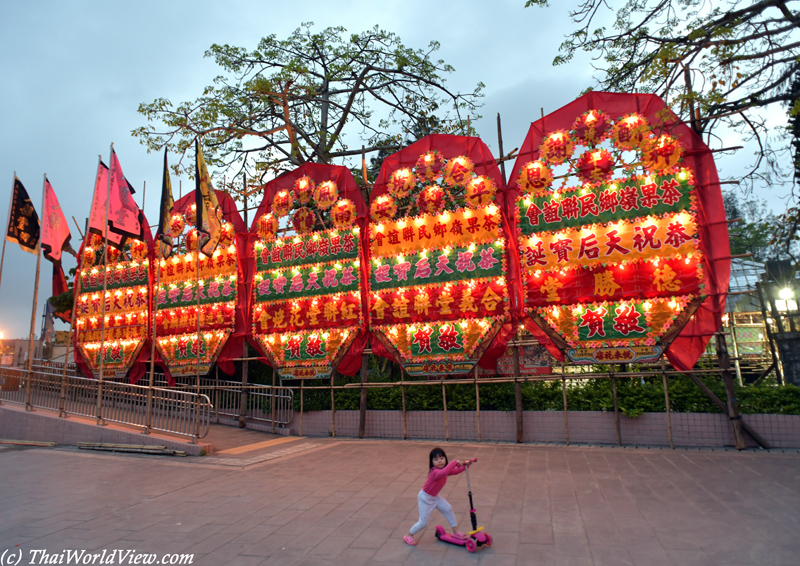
[404,447,471,546]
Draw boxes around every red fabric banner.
[370,134,515,370]
[506,92,730,371]
[249,163,369,376]
[41,178,72,264]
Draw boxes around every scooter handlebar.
[461,458,477,466]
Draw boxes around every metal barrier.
[0,364,211,441]
[198,379,294,427]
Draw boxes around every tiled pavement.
[2,436,800,566]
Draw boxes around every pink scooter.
[434,458,493,553]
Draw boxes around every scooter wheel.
[465,539,477,553]
[483,534,493,547]
[435,525,446,539]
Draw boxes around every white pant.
[409,489,457,535]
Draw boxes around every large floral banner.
[507,93,730,368]
[153,195,240,377]
[250,164,367,380]
[369,134,511,376]
[75,234,150,378]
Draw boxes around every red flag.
[40,177,72,263]
[88,160,124,246]
[52,263,71,324]
[107,149,144,242]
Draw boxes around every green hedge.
[288,358,800,416]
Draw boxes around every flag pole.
[0,173,15,294]
[24,174,45,410]
[58,254,81,418]
[96,144,113,424]
[194,232,201,442]
[145,241,160,434]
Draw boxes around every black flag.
[5,176,40,255]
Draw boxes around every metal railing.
[199,378,294,427]
[0,364,211,441]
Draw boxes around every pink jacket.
[422,460,465,497]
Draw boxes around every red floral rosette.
[88,233,104,248]
[517,160,554,195]
[106,246,122,263]
[219,221,235,245]
[464,176,496,208]
[314,180,339,209]
[272,190,294,217]
[575,148,615,185]
[130,240,148,261]
[184,203,197,225]
[539,130,575,165]
[331,198,357,230]
[370,194,398,222]
[388,168,415,199]
[292,207,316,234]
[443,155,474,187]
[184,229,199,251]
[168,213,185,239]
[292,176,315,205]
[573,109,610,145]
[641,134,682,172]
[256,212,278,241]
[415,150,445,182]
[82,247,96,267]
[612,113,650,150]
[416,184,445,215]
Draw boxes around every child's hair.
[429,447,448,470]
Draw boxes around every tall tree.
[527,0,800,251]
[134,23,483,189]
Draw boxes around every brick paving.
[2,437,800,565]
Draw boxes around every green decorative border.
[81,263,149,292]
[254,263,360,302]
[255,229,360,271]
[516,173,693,235]
[156,275,237,308]
[369,242,505,290]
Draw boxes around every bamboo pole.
[192,244,201,443]
[401,369,407,440]
[214,365,220,424]
[358,353,368,439]
[330,372,335,438]
[756,282,783,384]
[58,258,82,418]
[442,380,449,441]
[299,379,304,436]
[661,358,674,449]
[728,313,744,386]
[716,332,747,450]
[611,372,621,445]
[497,113,507,180]
[239,340,249,428]
[514,344,523,443]
[683,371,770,449]
[96,148,113,425]
[0,177,12,294]
[561,361,569,445]
[474,365,481,442]
[271,367,276,434]
[25,175,45,411]
[144,251,161,433]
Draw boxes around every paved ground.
[1,435,799,566]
